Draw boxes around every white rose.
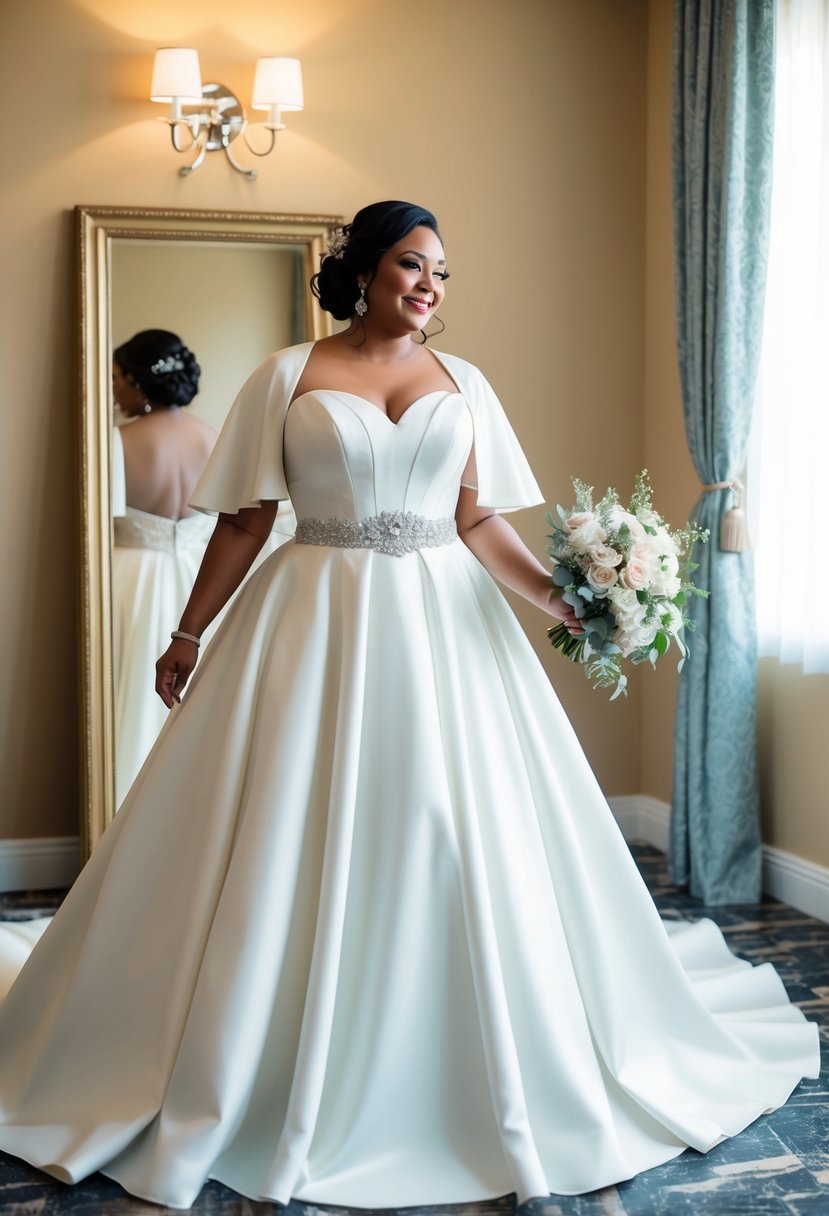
[646,527,680,595]
[609,505,647,541]
[608,585,638,618]
[587,563,619,591]
[613,612,660,657]
[568,520,608,554]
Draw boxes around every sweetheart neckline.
[288,388,462,427]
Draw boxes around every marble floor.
[0,843,827,1216]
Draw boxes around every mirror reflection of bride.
[111,330,217,803]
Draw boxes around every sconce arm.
[240,123,279,158]
[163,116,202,154]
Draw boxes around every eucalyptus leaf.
[562,592,586,618]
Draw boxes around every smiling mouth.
[403,297,432,313]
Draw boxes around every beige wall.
[1,0,648,842]
[757,661,829,867]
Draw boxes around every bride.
[0,201,819,1211]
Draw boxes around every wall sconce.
[150,48,303,180]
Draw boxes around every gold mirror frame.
[76,205,341,861]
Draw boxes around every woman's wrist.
[171,629,201,647]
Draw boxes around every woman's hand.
[155,639,199,708]
[547,592,585,636]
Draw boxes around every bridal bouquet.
[546,470,709,699]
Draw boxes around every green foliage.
[572,478,594,512]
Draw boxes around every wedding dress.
[0,342,819,1210]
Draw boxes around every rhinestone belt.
[294,510,458,557]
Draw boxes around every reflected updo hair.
[113,329,201,407]
[311,201,443,322]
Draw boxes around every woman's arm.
[155,501,278,707]
[455,485,583,631]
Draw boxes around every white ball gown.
[0,342,819,1210]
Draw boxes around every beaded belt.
[294,510,457,557]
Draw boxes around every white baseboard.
[608,794,671,853]
[608,795,829,924]
[761,845,829,925]
[0,837,81,893]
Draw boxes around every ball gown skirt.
[0,344,819,1210]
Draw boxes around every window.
[749,0,829,674]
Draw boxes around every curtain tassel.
[695,476,748,554]
[701,478,750,552]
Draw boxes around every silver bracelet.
[171,630,201,647]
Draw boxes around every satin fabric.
[113,507,216,805]
[0,379,819,1210]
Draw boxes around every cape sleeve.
[189,346,310,535]
[430,350,545,512]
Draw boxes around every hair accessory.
[355,285,368,317]
[170,629,201,647]
[325,226,349,259]
[151,355,185,375]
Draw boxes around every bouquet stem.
[547,621,587,662]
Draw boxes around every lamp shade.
[151,48,203,102]
[252,57,303,111]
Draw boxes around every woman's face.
[361,225,449,334]
[112,361,146,417]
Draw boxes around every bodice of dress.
[113,506,215,556]
[282,390,473,524]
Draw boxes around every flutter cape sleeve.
[430,350,545,511]
[189,343,314,535]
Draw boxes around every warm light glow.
[150,47,203,102]
[252,57,303,111]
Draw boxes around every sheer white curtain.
[749,0,829,673]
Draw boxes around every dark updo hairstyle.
[113,329,201,408]
[311,200,443,323]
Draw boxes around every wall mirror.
[77,205,341,860]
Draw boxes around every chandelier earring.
[355,283,368,317]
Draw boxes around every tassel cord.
[699,478,750,553]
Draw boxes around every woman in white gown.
[0,202,819,1210]
[111,331,217,804]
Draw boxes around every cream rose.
[591,544,623,568]
[620,559,649,590]
[587,563,619,591]
[565,511,596,531]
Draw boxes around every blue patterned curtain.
[670,0,775,905]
